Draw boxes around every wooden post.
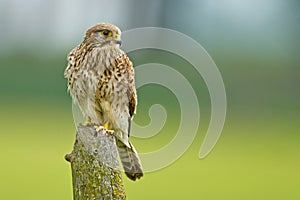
[65,124,126,200]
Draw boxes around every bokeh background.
[0,0,299,199]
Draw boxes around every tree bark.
[65,124,126,200]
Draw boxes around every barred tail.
[116,139,143,181]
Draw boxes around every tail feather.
[116,139,143,181]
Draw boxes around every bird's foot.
[83,117,93,126]
[94,124,114,134]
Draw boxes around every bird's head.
[84,23,122,48]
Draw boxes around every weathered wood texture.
[65,125,126,200]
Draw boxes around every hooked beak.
[116,39,122,46]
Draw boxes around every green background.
[0,0,299,199]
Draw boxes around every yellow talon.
[103,123,109,130]
[94,122,114,134]
[94,125,105,131]
[83,117,92,126]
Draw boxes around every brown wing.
[116,53,137,118]
[127,59,137,136]
[128,67,137,119]
[115,53,137,137]
[128,70,137,118]
[115,53,143,180]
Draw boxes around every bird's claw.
[83,117,93,126]
[94,125,114,134]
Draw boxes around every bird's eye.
[103,30,109,35]
[101,30,112,37]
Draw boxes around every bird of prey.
[64,23,143,181]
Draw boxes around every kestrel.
[64,23,143,181]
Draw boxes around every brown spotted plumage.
[64,23,143,181]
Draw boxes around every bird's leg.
[94,122,114,134]
[83,117,92,126]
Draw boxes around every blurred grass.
[0,100,299,199]
[0,37,299,200]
